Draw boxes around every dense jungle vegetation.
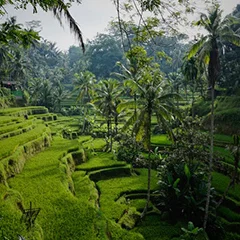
[0,0,240,239]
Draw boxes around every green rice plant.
[106,219,145,240]
[34,113,57,122]
[72,171,99,208]
[89,165,132,181]
[6,137,106,239]
[212,172,240,201]
[0,116,20,125]
[0,119,33,135]
[0,124,36,140]
[215,96,240,111]
[76,152,126,171]
[97,168,158,221]
[0,124,50,160]
[128,199,147,211]
[78,135,92,144]
[0,132,52,182]
[0,106,48,116]
[151,134,172,146]
[118,207,141,229]
[218,206,240,222]
[214,134,234,145]
[83,138,106,151]
[214,146,235,165]
[132,214,181,240]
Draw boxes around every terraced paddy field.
[0,106,240,239]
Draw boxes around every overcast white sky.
[1,0,239,51]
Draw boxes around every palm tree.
[118,74,181,218]
[188,4,240,229]
[93,79,122,151]
[0,2,84,51]
[115,46,152,133]
[168,71,183,110]
[181,56,198,117]
[53,81,69,112]
[73,71,96,103]
[73,71,96,133]
[28,78,43,105]
[39,79,53,109]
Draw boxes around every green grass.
[218,206,240,222]
[97,168,158,221]
[72,171,98,208]
[212,172,240,201]
[0,119,33,135]
[133,214,181,240]
[214,134,234,144]
[0,124,50,160]
[76,152,125,171]
[0,106,48,116]
[151,134,172,146]
[0,116,20,125]
[214,146,235,166]
[2,136,144,239]
[6,137,105,239]
[83,138,106,150]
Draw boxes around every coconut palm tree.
[115,46,152,133]
[168,71,183,109]
[73,71,96,133]
[53,81,69,112]
[93,79,123,151]
[181,56,199,117]
[118,73,181,218]
[73,71,96,104]
[188,4,240,229]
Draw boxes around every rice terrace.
[0,0,240,239]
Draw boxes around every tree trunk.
[191,86,195,118]
[203,42,219,229]
[203,85,214,229]
[141,106,152,219]
[115,114,118,135]
[110,118,113,152]
[141,150,151,219]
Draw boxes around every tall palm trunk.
[203,42,219,229]
[191,87,195,118]
[203,85,214,229]
[107,117,113,151]
[114,114,118,135]
[141,150,152,218]
[141,104,152,218]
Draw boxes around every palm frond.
[222,34,240,47]
[53,0,85,52]
[223,15,240,26]
[188,36,209,59]
[117,100,136,112]
[121,111,139,132]
[155,112,174,141]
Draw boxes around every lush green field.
[0,106,240,239]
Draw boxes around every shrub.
[116,133,143,164]
[154,117,215,225]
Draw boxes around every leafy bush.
[116,133,143,164]
[154,117,215,224]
